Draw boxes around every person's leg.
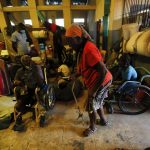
[13,101,25,131]
[14,86,21,100]
[96,88,109,126]
[97,106,106,121]
[89,111,96,130]
[27,88,36,106]
[83,97,97,136]
[83,111,97,136]
[97,106,108,126]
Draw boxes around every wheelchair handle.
[135,67,150,74]
[141,75,150,83]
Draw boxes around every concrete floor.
[0,91,150,150]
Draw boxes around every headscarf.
[66,23,92,40]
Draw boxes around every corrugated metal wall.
[122,0,150,28]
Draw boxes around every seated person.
[13,55,45,131]
[54,64,83,101]
[105,54,138,112]
[114,54,137,82]
[113,54,138,92]
[120,55,137,81]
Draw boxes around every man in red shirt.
[66,24,112,136]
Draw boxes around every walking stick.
[71,80,84,121]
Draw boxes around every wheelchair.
[14,62,56,130]
[104,67,150,115]
[13,83,55,128]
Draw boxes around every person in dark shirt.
[44,21,66,64]
[13,55,44,131]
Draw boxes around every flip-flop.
[83,127,97,137]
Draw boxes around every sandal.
[96,119,108,126]
[83,127,97,137]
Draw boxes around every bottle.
[40,43,46,61]
[46,45,53,59]
[39,43,45,51]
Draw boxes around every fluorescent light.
[24,19,32,25]
[48,19,52,23]
[55,19,64,27]
[73,18,85,23]
[10,21,15,26]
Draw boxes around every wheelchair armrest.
[117,81,140,93]
[135,67,150,75]
[140,75,150,84]
[35,87,40,102]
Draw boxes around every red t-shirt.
[78,41,112,90]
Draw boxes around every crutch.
[43,61,48,84]
[71,80,84,122]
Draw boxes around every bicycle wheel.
[118,85,150,115]
[45,85,55,110]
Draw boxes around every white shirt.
[11,30,29,55]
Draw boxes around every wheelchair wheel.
[45,85,55,111]
[118,85,150,115]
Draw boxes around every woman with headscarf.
[66,24,112,137]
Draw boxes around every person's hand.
[69,73,77,81]
[14,80,23,86]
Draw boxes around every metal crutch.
[71,80,84,122]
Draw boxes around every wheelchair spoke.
[118,85,150,115]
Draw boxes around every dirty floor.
[0,91,150,150]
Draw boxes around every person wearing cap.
[13,55,44,131]
[66,24,112,136]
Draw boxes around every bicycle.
[104,67,150,115]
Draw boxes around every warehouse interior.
[0,0,150,150]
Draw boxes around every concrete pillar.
[28,0,40,28]
[62,0,71,29]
